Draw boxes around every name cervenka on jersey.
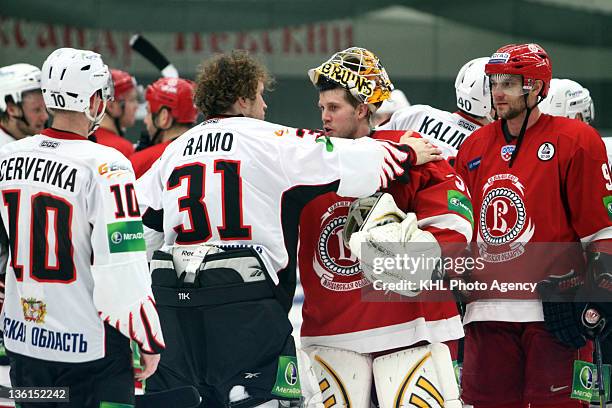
[0,156,77,192]
[3,317,88,353]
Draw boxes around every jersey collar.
[454,110,483,126]
[205,114,245,120]
[42,128,93,141]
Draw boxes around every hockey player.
[538,78,612,164]
[455,43,612,408]
[0,48,164,407]
[136,50,440,408]
[297,47,471,408]
[539,78,594,125]
[0,63,48,147]
[130,77,197,178]
[94,68,138,158]
[379,57,493,160]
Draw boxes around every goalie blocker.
[147,245,301,408]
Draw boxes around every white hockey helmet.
[455,57,491,118]
[0,63,42,112]
[41,48,113,123]
[376,89,410,116]
[539,78,594,123]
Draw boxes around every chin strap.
[8,103,32,129]
[507,93,544,168]
[86,99,107,136]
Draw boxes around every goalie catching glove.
[92,258,165,354]
[343,193,441,297]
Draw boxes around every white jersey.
[0,128,151,363]
[0,126,16,149]
[378,105,482,158]
[137,116,409,290]
[603,137,612,165]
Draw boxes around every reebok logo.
[244,372,260,379]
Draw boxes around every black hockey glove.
[537,270,587,349]
[537,253,612,349]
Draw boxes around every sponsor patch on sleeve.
[107,221,146,253]
[98,161,131,179]
[467,156,481,171]
[448,190,474,227]
[603,195,612,221]
[271,355,301,399]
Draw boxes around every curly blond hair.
[194,50,273,117]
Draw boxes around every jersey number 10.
[2,190,75,282]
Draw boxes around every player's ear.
[532,80,544,97]
[5,102,22,118]
[357,103,369,120]
[160,108,173,129]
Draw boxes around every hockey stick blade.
[129,34,179,78]
[135,385,201,408]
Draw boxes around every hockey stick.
[129,34,179,78]
[136,385,201,408]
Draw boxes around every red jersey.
[94,127,134,159]
[130,140,172,179]
[455,114,612,324]
[299,130,473,353]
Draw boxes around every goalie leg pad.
[300,345,373,408]
[373,343,461,408]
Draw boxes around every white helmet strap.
[85,97,107,136]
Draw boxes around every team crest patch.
[21,297,47,323]
[537,142,555,161]
[500,145,515,161]
[478,174,535,263]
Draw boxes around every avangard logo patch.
[107,221,146,253]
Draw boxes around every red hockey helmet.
[485,43,552,97]
[145,77,197,124]
[110,69,136,100]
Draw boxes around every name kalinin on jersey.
[183,132,234,156]
[418,116,468,150]
[0,156,77,192]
